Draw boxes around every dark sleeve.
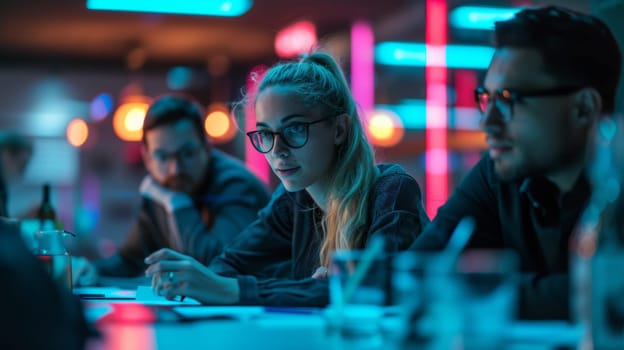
[210,188,329,306]
[228,172,430,306]
[209,186,294,277]
[171,175,270,265]
[517,273,569,320]
[367,171,430,252]
[237,276,329,307]
[411,156,501,251]
[94,218,151,277]
[0,183,7,217]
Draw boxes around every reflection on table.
[78,282,584,350]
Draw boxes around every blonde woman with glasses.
[145,52,429,306]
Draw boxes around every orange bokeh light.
[66,118,89,147]
[204,105,237,144]
[367,110,404,147]
[113,101,149,142]
[205,111,230,138]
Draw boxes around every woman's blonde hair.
[255,52,379,267]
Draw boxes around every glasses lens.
[476,91,490,113]
[282,124,308,148]
[495,91,513,120]
[249,132,273,153]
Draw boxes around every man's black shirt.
[411,155,590,320]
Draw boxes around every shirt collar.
[519,174,591,214]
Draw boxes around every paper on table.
[135,285,201,305]
[73,287,136,299]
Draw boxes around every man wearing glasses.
[74,94,270,284]
[411,6,621,320]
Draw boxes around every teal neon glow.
[449,6,521,30]
[375,42,495,69]
[377,102,426,130]
[86,0,252,16]
[377,101,481,130]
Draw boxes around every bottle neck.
[39,184,57,227]
[42,185,50,203]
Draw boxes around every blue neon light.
[449,6,521,30]
[377,102,426,130]
[86,0,252,17]
[377,100,481,130]
[375,42,495,69]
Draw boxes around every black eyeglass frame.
[246,115,335,154]
[474,85,584,121]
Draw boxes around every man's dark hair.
[142,94,207,145]
[494,6,622,113]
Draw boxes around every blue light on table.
[375,42,495,69]
[449,6,521,30]
[86,0,253,16]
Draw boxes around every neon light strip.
[449,6,521,30]
[245,66,271,186]
[86,0,252,17]
[351,21,375,113]
[375,42,494,69]
[425,0,449,218]
[376,102,480,130]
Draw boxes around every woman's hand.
[71,256,98,286]
[144,248,240,304]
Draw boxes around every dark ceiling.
[0,0,422,69]
[0,0,592,70]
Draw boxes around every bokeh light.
[275,21,317,58]
[367,109,404,147]
[113,100,149,141]
[166,66,194,90]
[66,118,89,147]
[205,111,230,138]
[204,104,237,144]
[90,93,114,121]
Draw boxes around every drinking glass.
[34,229,73,291]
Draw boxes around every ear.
[334,114,349,145]
[575,87,602,125]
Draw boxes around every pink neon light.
[454,70,478,107]
[425,0,449,218]
[351,21,374,113]
[245,65,271,186]
[426,45,446,67]
[275,21,317,58]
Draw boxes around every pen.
[77,293,106,298]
